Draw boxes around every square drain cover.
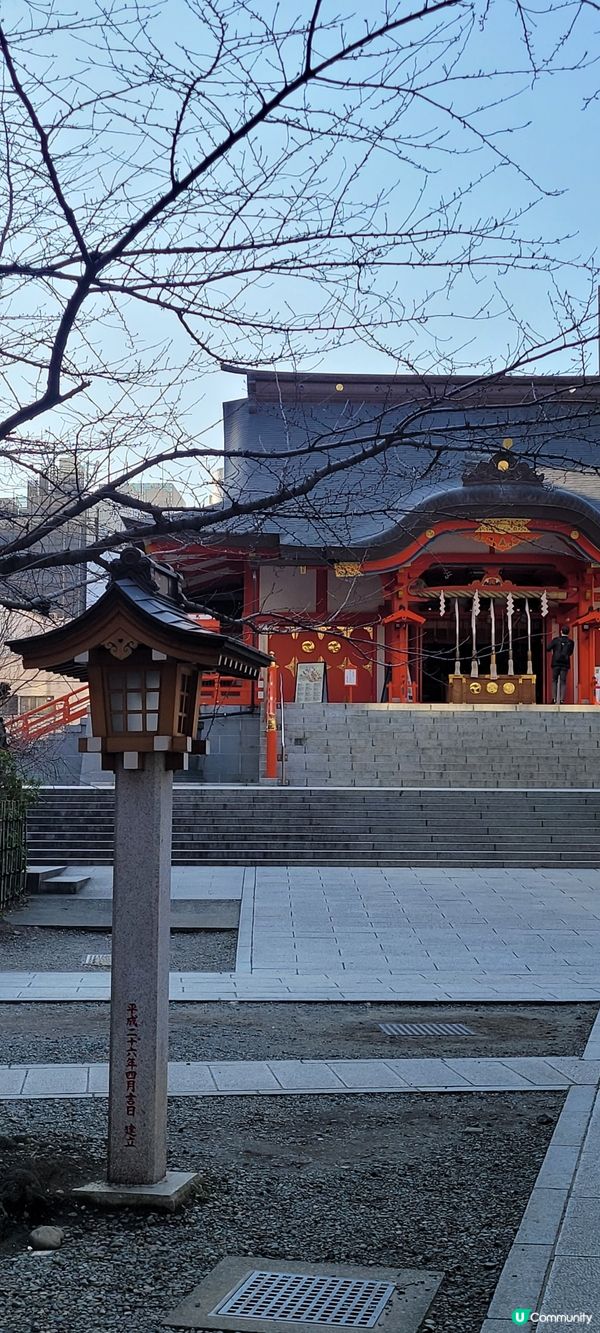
[213,1270,394,1325]
[163,1257,444,1333]
[84,954,111,967]
[378,1022,474,1037]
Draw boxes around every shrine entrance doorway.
[418,599,550,704]
[403,545,583,705]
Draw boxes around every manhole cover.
[164,1257,444,1332]
[83,954,111,967]
[212,1271,395,1326]
[378,1022,474,1037]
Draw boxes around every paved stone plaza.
[249,866,600,988]
[4,865,600,1001]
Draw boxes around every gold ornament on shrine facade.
[472,518,538,554]
[301,640,315,652]
[425,528,436,539]
[503,681,516,694]
[333,563,362,578]
[469,681,482,694]
[486,681,499,694]
[328,640,341,653]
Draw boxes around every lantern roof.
[7,546,270,680]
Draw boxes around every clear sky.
[2,0,600,502]
[163,0,600,457]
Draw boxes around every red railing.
[5,684,91,744]
[4,673,255,746]
[199,675,254,708]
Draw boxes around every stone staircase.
[281,704,600,787]
[26,786,600,867]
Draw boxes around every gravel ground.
[0,1001,595,1066]
[0,1091,562,1333]
[0,926,237,973]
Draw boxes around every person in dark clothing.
[546,625,575,703]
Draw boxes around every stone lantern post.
[9,547,269,1206]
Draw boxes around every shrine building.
[146,370,600,709]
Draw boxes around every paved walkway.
[3,865,600,999]
[4,969,600,1001]
[2,1055,599,1099]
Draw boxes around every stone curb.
[234,866,255,974]
[480,1086,599,1329]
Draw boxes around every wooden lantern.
[8,547,270,770]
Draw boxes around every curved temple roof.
[367,480,600,562]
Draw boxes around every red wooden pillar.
[577,624,592,704]
[388,622,411,702]
[265,659,279,780]
[593,630,600,704]
[384,604,424,702]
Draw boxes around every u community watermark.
[512,1312,593,1326]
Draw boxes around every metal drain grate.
[83,954,111,967]
[211,1271,396,1326]
[378,1021,474,1037]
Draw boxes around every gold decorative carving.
[425,528,435,539]
[503,681,516,695]
[478,518,531,532]
[103,635,139,660]
[334,563,361,578]
[472,518,538,554]
[486,681,499,693]
[328,640,341,653]
[301,640,315,652]
[571,529,580,539]
[469,682,482,694]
